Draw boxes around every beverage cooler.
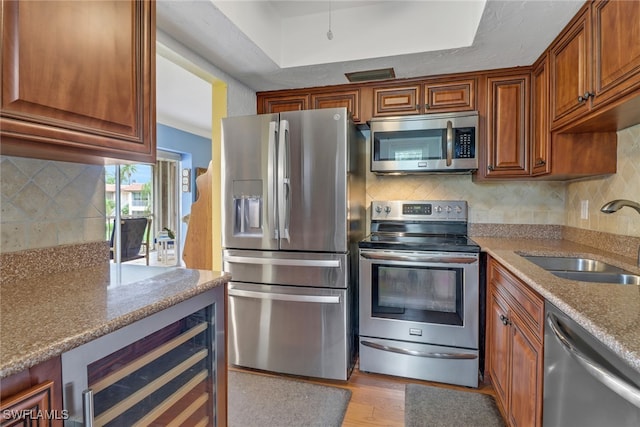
[61,289,226,426]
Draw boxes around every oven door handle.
[361,340,477,360]
[360,252,477,264]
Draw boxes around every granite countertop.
[0,263,230,378]
[475,237,640,372]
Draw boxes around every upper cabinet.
[482,73,531,178]
[259,93,309,114]
[590,0,640,108]
[0,0,156,164]
[550,0,640,131]
[373,84,421,116]
[258,88,361,122]
[531,56,551,176]
[371,78,476,117]
[422,79,475,113]
[549,7,591,127]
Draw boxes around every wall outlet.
[581,200,589,220]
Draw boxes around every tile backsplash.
[366,169,567,226]
[0,156,105,252]
[565,124,640,237]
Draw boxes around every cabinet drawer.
[489,259,544,338]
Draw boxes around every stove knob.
[375,205,382,214]
[434,206,442,213]
[455,205,463,214]
[446,206,452,213]
[384,206,391,214]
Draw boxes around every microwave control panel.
[454,128,475,159]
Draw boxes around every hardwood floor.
[231,363,497,426]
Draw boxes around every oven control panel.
[371,200,468,221]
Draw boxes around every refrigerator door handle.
[278,119,291,243]
[229,288,341,304]
[225,255,341,268]
[268,120,278,239]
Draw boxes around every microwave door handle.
[446,120,453,167]
[268,120,278,239]
[277,119,290,243]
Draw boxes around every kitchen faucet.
[600,199,640,267]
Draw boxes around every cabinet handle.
[499,314,511,326]
[487,165,494,171]
[424,103,430,110]
[578,92,594,103]
[535,159,546,166]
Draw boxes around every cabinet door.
[488,290,511,415]
[509,314,543,427]
[373,85,420,116]
[549,8,591,127]
[311,89,360,123]
[485,75,530,177]
[591,0,640,108]
[531,57,551,176]
[0,0,155,164]
[0,357,64,427]
[423,79,475,113]
[260,94,309,113]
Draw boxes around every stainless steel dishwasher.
[544,302,640,426]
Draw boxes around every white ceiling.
[155,0,585,137]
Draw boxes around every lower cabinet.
[486,257,544,427]
[0,357,65,426]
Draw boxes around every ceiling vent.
[345,68,395,83]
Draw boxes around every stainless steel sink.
[551,271,640,285]
[522,255,626,273]
[521,255,639,285]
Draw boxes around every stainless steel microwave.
[370,111,478,174]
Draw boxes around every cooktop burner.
[359,200,480,253]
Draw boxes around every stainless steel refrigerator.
[221,107,365,380]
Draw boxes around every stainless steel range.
[358,200,480,387]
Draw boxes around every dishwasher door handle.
[547,313,640,409]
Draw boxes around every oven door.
[359,249,479,349]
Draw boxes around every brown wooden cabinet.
[259,93,309,114]
[0,0,156,165]
[373,84,421,116]
[550,0,640,131]
[590,0,640,109]
[486,257,544,427]
[0,357,64,426]
[372,79,476,117]
[422,79,475,113]
[483,74,531,178]
[531,56,551,176]
[311,89,360,122]
[549,6,591,127]
[258,89,361,122]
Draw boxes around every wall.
[0,156,105,253]
[157,123,213,249]
[158,123,212,197]
[565,124,640,237]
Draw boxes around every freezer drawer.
[228,282,354,380]
[224,249,349,288]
